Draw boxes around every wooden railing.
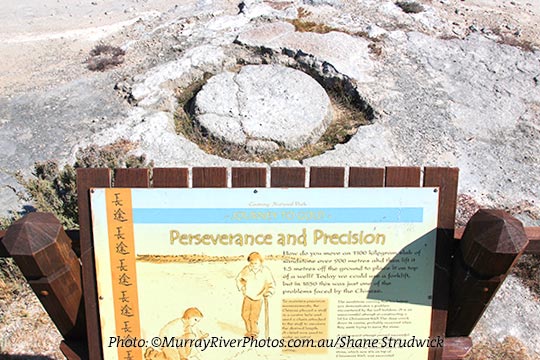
[0,166,537,360]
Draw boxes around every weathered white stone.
[303,0,341,6]
[193,64,333,150]
[366,24,387,38]
[197,114,247,144]
[236,22,374,82]
[236,65,333,148]
[193,72,239,118]
[246,139,279,154]
[131,45,229,103]
[236,21,295,45]
[270,159,304,167]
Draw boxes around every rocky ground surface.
[0,0,539,358]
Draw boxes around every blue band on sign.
[131,207,423,224]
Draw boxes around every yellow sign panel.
[91,188,440,360]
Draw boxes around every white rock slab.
[193,64,333,150]
[236,22,374,82]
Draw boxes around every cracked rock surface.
[193,64,334,150]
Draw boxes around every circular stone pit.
[192,64,333,152]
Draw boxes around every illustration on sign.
[90,187,439,360]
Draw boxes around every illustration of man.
[145,307,208,360]
[236,252,276,338]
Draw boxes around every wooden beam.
[348,167,384,187]
[447,210,529,336]
[385,166,421,187]
[0,230,7,257]
[442,337,472,360]
[309,167,345,187]
[2,213,84,340]
[270,167,305,187]
[77,168,111,360]
[60,339,87,360]
[152,168,189,188]
[192,167,227,187]
[424,167,459,360]
[232,167,267,188]
[424,167,459,230]
[456,226,540,255]
[114,168,149,187]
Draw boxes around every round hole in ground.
[174,61,375,163]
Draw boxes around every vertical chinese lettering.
[105,189,141,360]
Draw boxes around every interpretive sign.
[90,187,440,360]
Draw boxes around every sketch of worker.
[145,307,208,360]
[236,252,276,338]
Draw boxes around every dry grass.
[0,140,155,358]
[488,27,537,52]
[466,336,540,360]
[368,42,384,56]
[288,18,370,39]
[297,7,311,19]
[0,258,64,359]
[512,254,540,297]
[497,36,537,52]
[73,139,151,170]
[289,18,341,34]
[289,8,370,38]
[174,73,214,107]
[395,1,424,14]
[86,44,125,72]
[8,139,153,230]
[0,215,20,231]
[456,193,482,228]
[0,258,24,306]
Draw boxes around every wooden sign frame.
[77,166,458,360]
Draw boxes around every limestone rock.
[193,64,333,150]
[303,0,341,6]
[367,24,388,38]
[246,140,279,154]
[236,22,374,82]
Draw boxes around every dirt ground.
[1,0,539,96]
[0,0,192,96]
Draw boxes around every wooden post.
[232,167,266,188]
[446,209,529,336]
[2,212,85,340]
[1,167,535,360]
[309,167,345,187]
[77,168,111,360]
[441,337,473,360]
[270,167,305,187]
[0,230,7,257]
[424,167,460,360]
